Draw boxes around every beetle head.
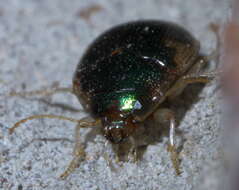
[101,111,137,144]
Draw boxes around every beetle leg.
[154,108,181,175]
[102,141,118,171]
[167,70,220,100]
[9,115,100,179]
[166,22,221,100]
[128,137,138,162]
[182,71,218,83]
[103,151,118,172]
[60,118,100,179]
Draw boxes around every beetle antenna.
[9,87,73,97]
[9,114,80,134]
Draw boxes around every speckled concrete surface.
[0,0,228,190]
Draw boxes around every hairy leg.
[166,69,219,100]
[60,118,101,179]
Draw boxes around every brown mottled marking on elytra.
[111,48,123,56]
[165,39,199,74]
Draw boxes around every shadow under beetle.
[9,20,218,179]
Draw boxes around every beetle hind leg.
[167,68,220,100]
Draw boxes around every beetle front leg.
[114,137,138,164]
[154,108,181,175]
[60,118,100,179]
[128,137,138,162]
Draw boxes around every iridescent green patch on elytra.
[120,94,137,111]
[76,20,200,118]
[91,90,144,116]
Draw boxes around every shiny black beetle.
[9,20,217,178]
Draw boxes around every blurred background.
[222,1,239,190]
[0,0,231,190]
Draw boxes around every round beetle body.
[9,20,217,178]
[73,20,202,143]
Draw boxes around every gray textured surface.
[0,0,227,190]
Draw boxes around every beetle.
[9,20,218,179]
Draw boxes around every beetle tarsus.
[167,144,181,176]
[154,108,181,175]
[60,146,85,179]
